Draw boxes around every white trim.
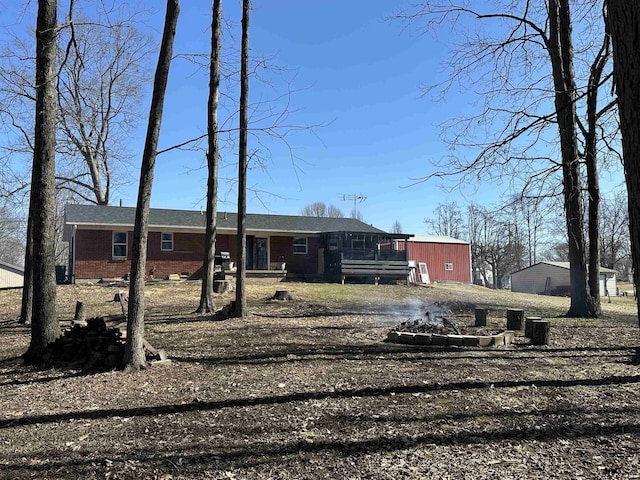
[112,231,127,258]
[161,232,174,251]
[293,237,308,255]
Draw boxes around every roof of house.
[512,261,618,275]
[0,260,24,276]
[407,234,469,245]
[64,204,389,236]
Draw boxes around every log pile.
[44,317,165,370]
[44,317,125,370]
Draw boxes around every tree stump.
[273,290,295,301]
[525,316,542,338]
[506,308,524,330]
[74,301,86,323]
[530,320,550,345]
[214,280,231,293]
[474,308,488,327]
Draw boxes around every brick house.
[63,204,410,283]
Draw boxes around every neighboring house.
[63,204,411,283]
[0,261,24,289]
[511,261,617,297]
[394,235,472,284]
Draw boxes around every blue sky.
[136,0,463,235]
[1,0,626,235]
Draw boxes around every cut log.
[506,308,524,330]
[273,290,295,301]
[213,280,231,293]
[474,308,488,327]
[530,320,550,345]
[525,316,542,338]
[74,301,86,323]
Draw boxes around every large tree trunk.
[196,0,223,315]
[123,0,179,371]
[234,0,250,318]
[24,0,62,362]
[607,0,640,329]
[547,0,598,318]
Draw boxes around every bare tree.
[0,2,154,205]
[123,0,179,371]
[300,201,344,218]
[607,0,640,331]
[425,200,463,238]
[234,0,250,318]
[24,0,61,363]
[396,1,611,317]
[599,190,629,275]
[391,220,402,234]
[196,0,223,315]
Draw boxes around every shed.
[511,261,617,297]
[0,261,24,289]
[394,235,472,284]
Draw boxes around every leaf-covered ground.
[0,281,639,479]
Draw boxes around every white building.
[0,261,24,289]
[511,261,617,297]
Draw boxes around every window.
[444,263,454,271]
[351,234,366,249]
[293,237,308,255]
[112,231,127,258]
[161,232,174,251]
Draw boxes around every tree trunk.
[547,0,598,318]
[607,0,640,329]
[24,0,62,363]
[196,0,223,315]
[234,0,250,318]
[19,214,33,325]
[583,33,610,318]
[123,0,180,371]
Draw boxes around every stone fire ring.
[385,330,515,348]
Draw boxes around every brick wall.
[73,229,321,280]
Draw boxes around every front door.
[255,238,268,270]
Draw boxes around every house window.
[161,232,174,251]
[445,263,454,271]
[293,237,308,255]
[351,234,366,249]
[112,231,127,258]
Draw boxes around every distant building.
[0,261,24,289]
[511,261,617,297]
[394,235,472,284]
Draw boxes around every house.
[511,261,617,297]
[0,260,24,289]
[393,235,472,284]
[63,204,411,284]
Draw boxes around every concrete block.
[431,334,449,346]
[477,336,494,347]
[462,335,481,347]
[492,334,505,346]
[503,330,515,345]
[397,332,416,344]
[414,333,432,345]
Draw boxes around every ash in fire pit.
[393,311,461,336]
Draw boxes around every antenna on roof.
[338,193,367,219]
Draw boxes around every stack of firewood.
[44,317,125,370]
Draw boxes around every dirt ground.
[0,281,639,479]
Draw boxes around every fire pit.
[385,311,515,348]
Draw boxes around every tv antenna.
[339,193,367,219]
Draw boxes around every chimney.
[119,199,123,207]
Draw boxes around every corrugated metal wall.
[407,242,471,283]
[0,267,24,288]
